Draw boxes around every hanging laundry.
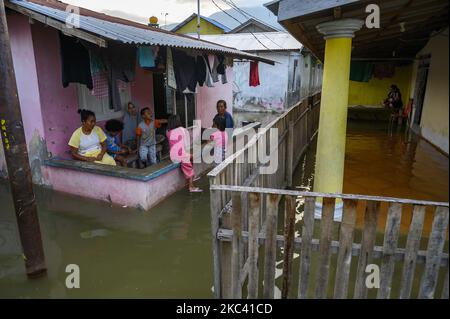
[172,49,197,93]
[91,73,109,99]
[373,63,396,79]
[89,51,106,75]
[249,61,260,87]
[166,48,177,89]
[138,46,155,68]
[349,62,374,82]
[100,43,137,111]
[59,33,93,90]
[88,50,108,98]
[202,55,214,87]
[195,55,207,87]
[211,55,220,83]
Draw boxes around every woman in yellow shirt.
[68,109,116,166]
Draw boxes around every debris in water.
[80,229,111,239]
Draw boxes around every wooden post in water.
[0,0,46,278]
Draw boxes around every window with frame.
[76,82,132,121]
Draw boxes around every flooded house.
[0,0,274,210]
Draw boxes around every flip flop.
[189,187,203,193]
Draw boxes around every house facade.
[0,0,272,210]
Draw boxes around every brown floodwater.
[0,119,448,298]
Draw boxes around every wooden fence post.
[418,206,449,299]
[282,196,296,299]
[0,0,46,278]
[286,121,294,188]
[263,193,281,298]
[354,201,380,299]
[248,192,261,299]
[210,177,222,298]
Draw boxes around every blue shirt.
[106,133,121,153]
[216,111,234,129]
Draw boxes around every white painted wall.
[414,29,449,154]
[233,52,290,111]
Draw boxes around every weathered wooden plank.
[263,194,281,298]
[354,201,380,299]
[377,203,402,299]
[315,198,336,299]
[298,196,315,299]
[399,205,426,299]
[209,185,449,207]
[231,191,243,298]
[247,192,261,299]
[282,196,296,299]
[286,122,294,188]
[209,179,222,299]
[441,261,449,299]
[418,206,449,299]
[221,211,232,299]
[334,199,357,299]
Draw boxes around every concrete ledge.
[44,157,180,182]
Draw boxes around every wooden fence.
[208,93,449,299]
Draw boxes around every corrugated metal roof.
[7,0,274,64]
[194,32,303,51]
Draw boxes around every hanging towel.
[249,61,260,87]
[195,55,207,87]
[59,33,93,90]
[203,55,214,87]
[91,73,109,99]
[172,49,197,93]
[138,46,155,68]
[167,48,177,89]
[89,51,106,75]
[100,43,137,111]
[211,55,220,83]
[349,62,374,82]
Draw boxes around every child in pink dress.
[166,115,202,193]
[210,116,228,165]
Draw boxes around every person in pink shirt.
[166,115,202,193]
[210,116,228,165]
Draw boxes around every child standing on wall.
[210,116,228,165]
[166,115,202,193]
[136,107,167,167]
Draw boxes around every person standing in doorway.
[122,101,139,150]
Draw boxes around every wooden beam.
[5,1,107,47]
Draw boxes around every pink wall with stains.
[196,56,233,128]
[7,13,45,145]
[31,23,80,159]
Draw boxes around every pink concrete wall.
[7,13,45,145]
[196,55,234,128]
[42,166,186,210]
[31,23,79,159]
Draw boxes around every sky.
[62,0,272,26]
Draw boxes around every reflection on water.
[0,120,448,298]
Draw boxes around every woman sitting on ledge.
[68,109,116,166]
